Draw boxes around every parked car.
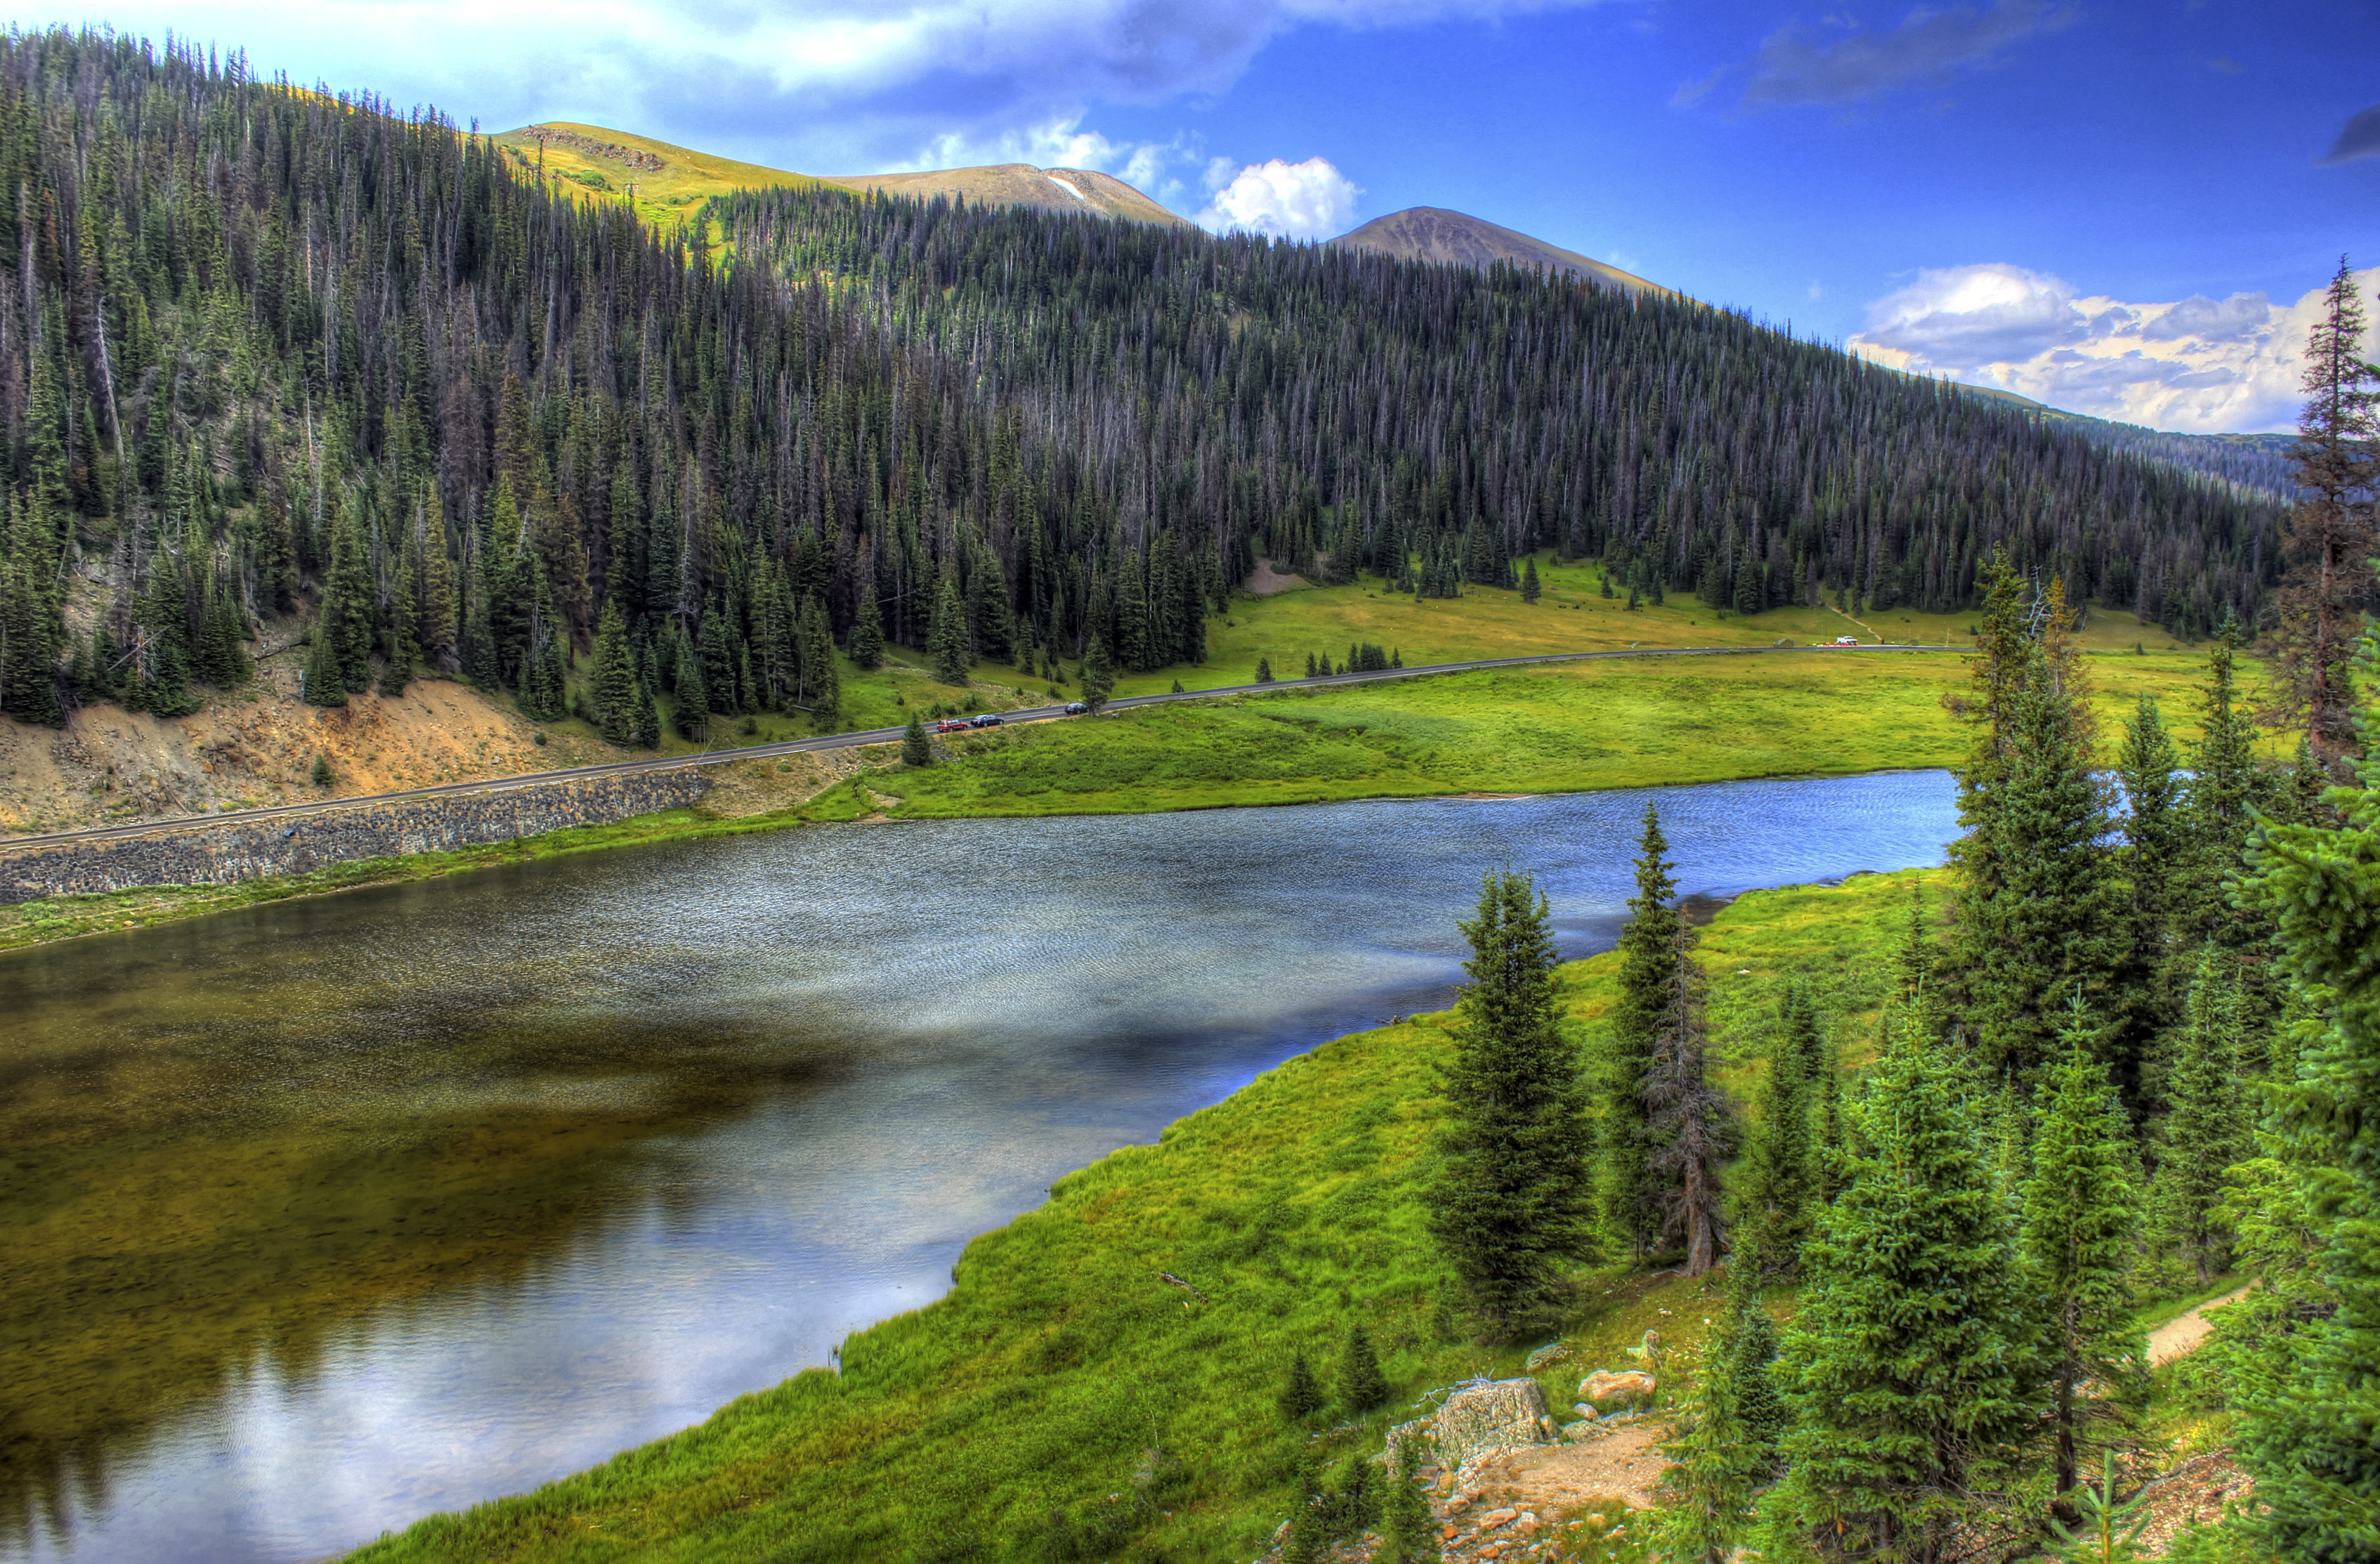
[934,719,970,734]
[969,712,1003,727]
[1065,701,1087,715]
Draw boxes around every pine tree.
[928,567,972,684]
[1602,805,1680,1257]
[1080,628,1116,712]
[1429,869,1594,1334]
[2020,1000,2147,1520]
[1377,1452,1441,1563]
[799,595,841,729]
[1756,1015,2041,1564]
[1522,556,1541,603]
[310,751,332,787]
[322,500,375,693]
[1656,1266,1774,1564]
[1279,1350,1323,1422]
[589,601,636,743]
[631,673,660,748]
[903,710,932,767]
[672,625,709,739]
[1959,621,2121,1080]
[2151,949,2249,1287]
[849,574,884,670]
[1340,1325,1388,1413]
[1743,982,1822,1278]
[2263,258,2378,772]
[2111,695,2184,1064]
[1280,1446,1325,1564]
[1256,656,1274,682]
[301,615,346,709]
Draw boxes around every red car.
[934,719,970,734]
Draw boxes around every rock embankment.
[0,769,714,903]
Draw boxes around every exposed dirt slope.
[0,656,628,838]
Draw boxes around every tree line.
[0,29,2289,738]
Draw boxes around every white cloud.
[1194,157,1361,240]
[1848,262,2380,433]
[110,0,1604,176]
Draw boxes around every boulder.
[1523,1341,1570,1371]
[1579,1369,1657,1407]
[1433,1378,1552,1471]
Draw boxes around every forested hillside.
[0,29,2284,740]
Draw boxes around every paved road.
[2,641,1955,851]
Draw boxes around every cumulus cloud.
[1195,157,1361,240]
[1742,0,2072,107]
[104,0,1602,177]
[2320,103,2380,165]
[1848,263,2380,434]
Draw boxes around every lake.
[0,771,1960,1563]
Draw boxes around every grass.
[344,868,1933,1564]
[806,639,2268,823]
[487,123,820,230]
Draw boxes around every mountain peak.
[1329,207,1666,296]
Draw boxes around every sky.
[69,0,2380,433]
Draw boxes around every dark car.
[1065,702,1087,715]
[969,712,1003,728]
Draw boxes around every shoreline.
[0,758,1943,954]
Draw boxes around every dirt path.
[2149,1282,2258,1366]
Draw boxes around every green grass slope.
[346,868,1936,1564]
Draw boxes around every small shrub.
[309,752,332,787]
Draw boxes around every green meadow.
[343,868,1935,1564]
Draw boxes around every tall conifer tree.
[1428,869,1593,1334]
[2020,1003,2147,1520]
[1758,1015,2041,1564]
[1602,805,1681,1257]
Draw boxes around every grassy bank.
[1,643,2258,952]
[344,868,1933,1564]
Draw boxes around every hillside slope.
[1329,206,1668,296]
[819,164,1184,224]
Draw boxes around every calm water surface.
[0,772,1959,1563]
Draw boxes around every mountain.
[1329,207,1667,295]
[490,126,1186,228]
[819,165,1186,226]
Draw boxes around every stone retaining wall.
[0,769,715,903]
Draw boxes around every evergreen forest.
[0,29,2287,738]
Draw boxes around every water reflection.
[0,772,1959,1563]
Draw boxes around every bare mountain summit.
[1330,207,1666,295]
[820,165,1187,226]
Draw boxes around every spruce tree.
[672,626,709,739]
[2232,747,2380,1561]
[1256,656,1273,682]
[1340,1324,1388,1413]
[849,575,884,670]
[1080,628,1116,712]
[301,615,346,709]
[2150,949,2248,1286]
[1959,625,2121,1080]
[1522,556,1541,603]
[903,710,932,767]
[1279,1350,1323,1422]
[1377,1453,1441,1563]
[2020,1001,2147,1520]
[589,601,636,743]
[630,673,660,748]
[1756,1015,2041,1563]
[1743,982,1822,1278]
[1602,805,1681,1257]
[928,568,972,684]
[1656,1266,1774,1564]
[2112,694,2184,1064]
[1428,868,1594,1334]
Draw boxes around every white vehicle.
[1833,635,1860,646]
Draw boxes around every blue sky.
[74,0,2380,431]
